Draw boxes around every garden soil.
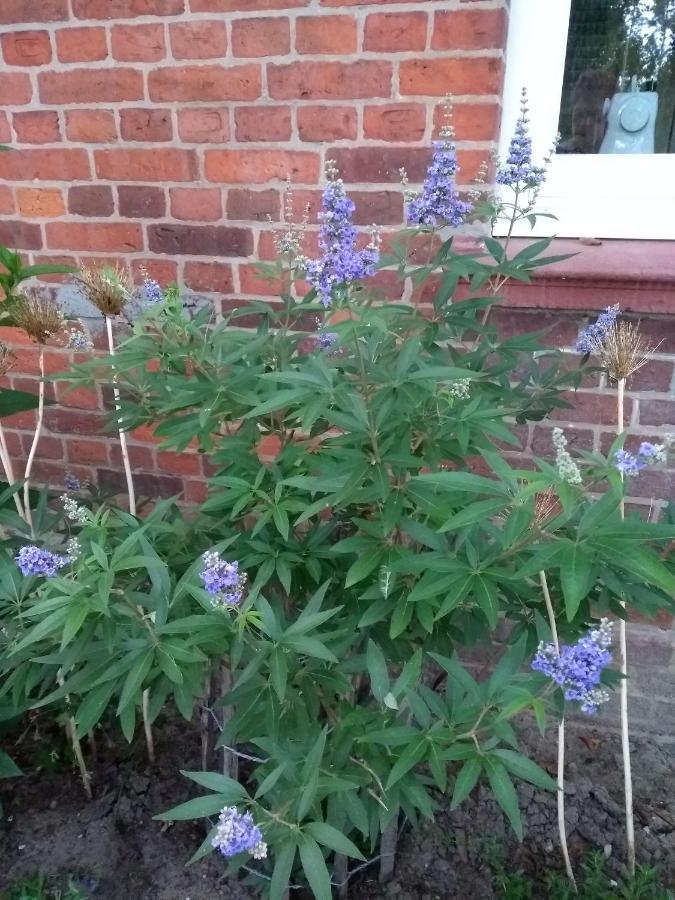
[1,721,673,899]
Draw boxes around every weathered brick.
[269,61,391,100]
[0,0,68,24]
[170,187,222,221]
[184,479,208,503]
[0,73,33,105]
[232,17,290,57]
[239,263,287,297]
[55,26,107,62]
[329,146,484,183]
[400,58,504,97]
[434,102,500,142]
[131,258,177,284]
[0,149,90,181]
[44,408,105,435]
[148,224,253,257]
[66,439,108,465]
[532,425,593,455]
[363,104,426,142]
[111,23,165,62]
[639,398,675,427]
[68,185,114,217]
[120,108,173,142]
[235,106,291,141]
[13,111,61,145]
[149,64,261,101]
[177,107,229,143]
[170,20,227,59]
[184,261,234,293]
[1,30,52,66]
[226,188,279,221]
[100,468,182,499]
[551,391,633,427]
[39,68,144,104]
[629,360,674,393]
[72,0,184,18]
[65,109,117,143]
[364,12,427,52]
[46,222,143,252]
[432,9,507,51]
[0,186,15,215]
[16,187,65,218]
[205,149,319,184]
[118,185,165,218]
[28,254,76,284]
[296,15,357,53]
[350,191,403,226]
[55,383,100,410]
[297,105,357,141]
[0,113,11,143]
[157,450,202,476]
[0,221,42,250]
[20,432,63,460]
[191,0,308,9]
[95,149,197,182]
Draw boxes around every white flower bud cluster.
[552,427,582,485]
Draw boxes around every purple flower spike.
[142,278,163,304]
[16,545,70,578]
[200,551,246,608]
[406,127,472,228]
[575,304,620,354]
[212,806,267,859]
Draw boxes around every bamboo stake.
[22,347,45,538]
[0,421,26,521]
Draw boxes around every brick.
[156,450,201,476]
[0,149,90,182]
[20,432,62,460]
[55,383,100,410]
[72,0,184,18]
[66,439,108,465]
[297,105,356,141]
[108,443,155,468]
[29,254,76,284]
[551,391,633,427]
[0,186,14,215]
[434,102,500,142]
[321,0,427,4]
[232,17,290,57]
[0,0,68,24]
[65,109,116,143]
[628,359,674,392]
[296,15,357,53]
[639,399,675,427]
[39,68,144,104]
[432,9,507,51]
[55,26,107,62]
[118,185,165,218]
[46,222,143,252]
[0,221,42,251]
[235,106,291,141]
[44,408,105,435]
[2,29,51,67]
[95,149,197,182]
[16,188,64,218]
[0,73,33,105]
[170,20,227,59]
[184,479,208,504]
[149,64,261,101]
[400,58,504,97]
[226,188,279,221]
[100,468,182,499]
[148,224,253,257]
[191,0,308,9]
[120,108,173,142]
[329,146,484,183]
[364,12,427,52]
[177,107,229,143]
[170,187,222,221]
[111,24,165,62]
[184,261,233,293]
[532,425,593,455]
[68,185,114,217]
[0,113,10,143]
[269,61,391,100]
[131,258,177,285]
[206,150,319,184]
[13,111,61,145]
[350,191,403,226]
[363,104,426,142]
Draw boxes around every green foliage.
[0,244,75,310]
[2,875,89,900]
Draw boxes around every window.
[499,0,675,238]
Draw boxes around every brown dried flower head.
[534,487,562,527]
[78,264,131,317]
[0,341,14,375]
[601,321,655,382]
[14,292,64,344]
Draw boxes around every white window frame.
[499,0,675,239]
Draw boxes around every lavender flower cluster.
[212,806,267,859]
[532,619,613,714]
[496,112,546,190]
[306,162,379,308]
[406,135,472,228]
[575,304,620,354]
[16,545,70,578]
[67,328,94,352]
[142,278,163,304]
[200,551,246,608]
[614,442,666,476]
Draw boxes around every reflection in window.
[557,0,675,154]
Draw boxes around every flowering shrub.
[0,104,674,898]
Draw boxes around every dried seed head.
[77,264,131,317]
[601,321,654,382]
[534,487,562,527]
[14,292,64,344]
[0,341,14,375]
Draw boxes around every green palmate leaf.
[0,750,22,778]
[439,498,508,532]
[592,542,675,598]
[559,542,594,620]
[269,648,288,701]
[484,757,523,840]
[412,471,511,497]
[155,793,232,821]
[492,750,557,792]
[304,821,365,860]
[270,841,297,900]
[450,756,483,809]
[366,639,390,703]
[487,633,527,698]
[0,387,48,420]
[75,681,117,738]
[116,648,154,715]
[344,552,383,587]
[385,736,428,789]
[473,575,499,628]
[180,770,248,798]
[299,837,332,900]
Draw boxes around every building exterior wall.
[0,0,673,733]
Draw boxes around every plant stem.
[0,421,26,521]
[23,347,45,538]
[105,315,136,517]
[142,687,155,765]
[539,569,577,892]
[616,376,636,874]
[480,185,520,330]
[57,670,92,800]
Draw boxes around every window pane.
[557,0,675,154]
